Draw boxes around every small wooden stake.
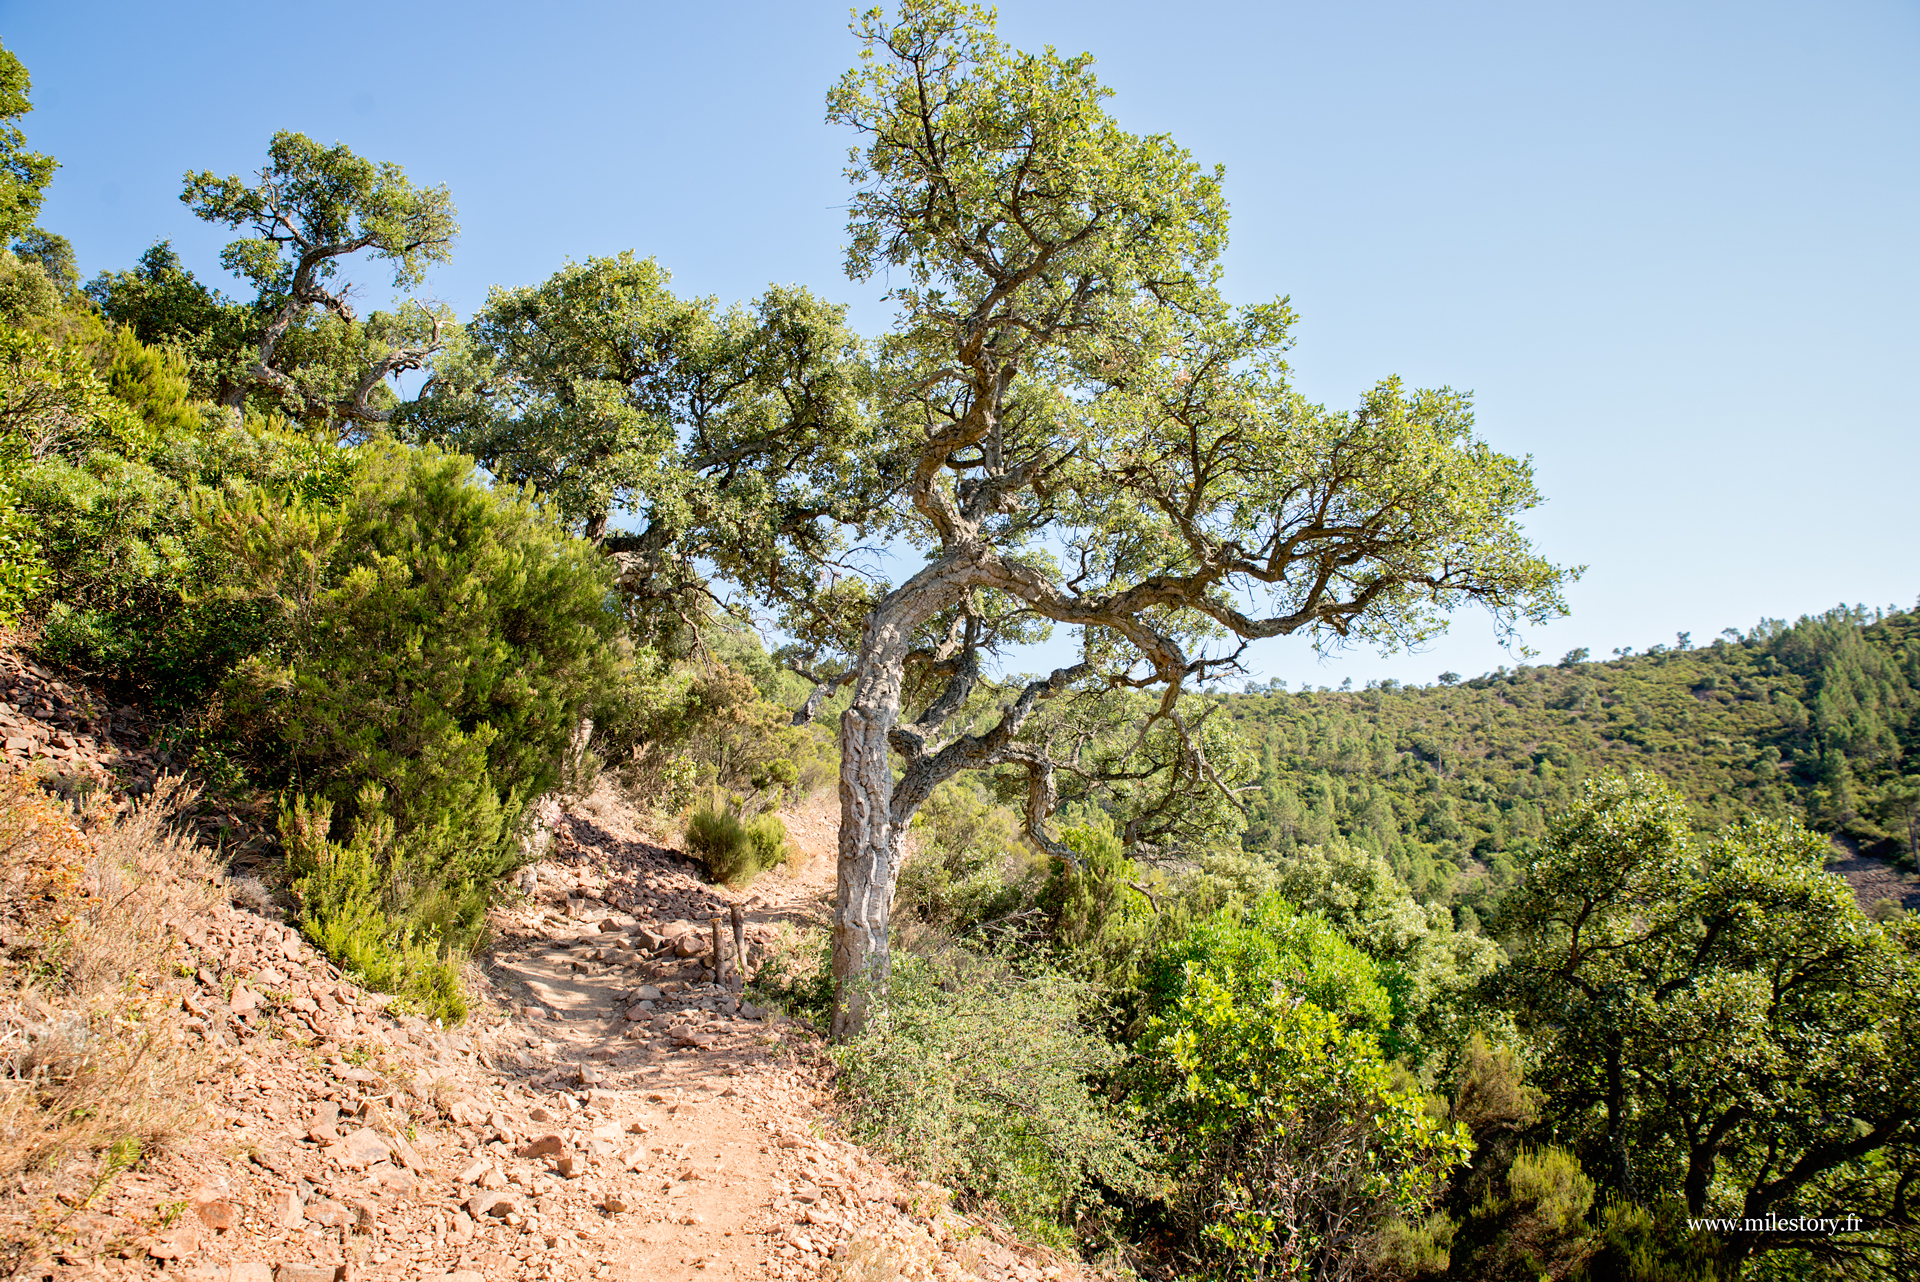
[729,903,747,992]
[710,916,726,984]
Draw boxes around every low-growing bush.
[832,946,1151,1248]
[1134,893,1472,1279]
[684,790,790,886]
[281,789,468,1023]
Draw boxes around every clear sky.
[4,0,1915,688]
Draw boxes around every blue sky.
[5,0,1915,688]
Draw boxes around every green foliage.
[281,790,467,1023]
[1573,1198,1718,1282]
[22,401,349,708]
[0,468,42,625]
[183,131,457,299]
[682,791,790,887]
[1267,839,1499,1059]
[216,442,624,894]
[1134,892,1472,1278]
[897,781,1033,936]
[87,136,460,428]
[105,326,199,435]
[607,657,817,811]
[832,948,1150,1245]
[85,242,256,406]
[1141,893,1394,1039]
[1431,1145,1596,1282]
[399,252,878,618]
[1227,606,1920,923]
[1040,824,1151,989]
[0,42,54,245]
[0,250,64,333]
[12,230,74,291]
[0,324,143,464]
[1491,772,1920,1276]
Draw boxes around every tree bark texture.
[828,565,967,1039]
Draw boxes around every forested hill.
[1226,604,1920,924]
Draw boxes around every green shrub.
[217,441,622,862]
[1134,892,1471,1278]
[21,403,352,709]
[190,442,626,988]
[1575,1197,1718,1282]
[282,789,467,1023]
[1039,822,1151,988]
[832,947,1150,1247]
[897,781,1033,935]
[683,790,789,886]
[0,471,43,625]
[610,658,816,811]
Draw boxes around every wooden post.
[729,904,747,992]
[709,916,725,985]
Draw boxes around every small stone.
[597,917,622,932]
[193,1198,238,1233]
[304,1198,351,1228]
[230,985,259,1015]
[576,1063,605,1085]
[517,1134,565,1159]
[553,1155,580,1178]
[600,1195,629,1214]
[385,1128,429,1171]
[467,1191,521,1219]
[148,1225,200,1259]
[458,1158,491,1184]
[275,1266,344,1282]
[272,1187,304,1229]
[335,1126,391,1169]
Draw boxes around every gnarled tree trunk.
[828,564,967,1038]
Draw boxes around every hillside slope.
[1227,605,1920,920]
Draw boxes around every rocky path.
[3,770,1084,1282]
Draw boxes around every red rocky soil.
[1,649,1090,1282]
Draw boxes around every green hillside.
[1228,604,1920,921]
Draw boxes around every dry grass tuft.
[0,772,220,1181]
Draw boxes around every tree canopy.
[1493,773,1919,1278]
[0,41,54,246]
[173,132,457,428]
[397,253,882,632]
[810,0,1572,1035]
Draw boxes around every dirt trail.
[0,766,1085,1282]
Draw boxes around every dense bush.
[211,442,623,990]
[281,789,467,1022]
[1038,823,1153,989]
[683,790,791,886]
[831,947,1150,1247]
[608,657,823,812]
[1134,893,1471,1280]
[896,780,1033,935]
